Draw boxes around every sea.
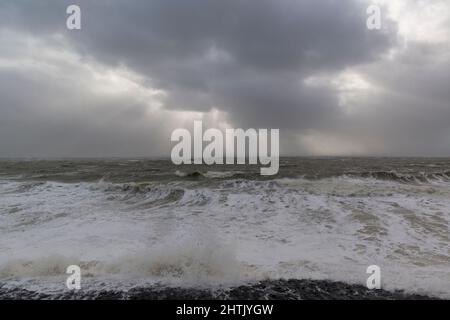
[0,157,449,299]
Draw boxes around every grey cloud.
[0,0,449,156]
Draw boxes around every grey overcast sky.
[0,0,449,157]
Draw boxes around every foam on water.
[0,170,449,298]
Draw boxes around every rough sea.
[0,158,449,299]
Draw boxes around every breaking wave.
[348,171,450,184]
[0,234,243,286]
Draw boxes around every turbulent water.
[0,158,449,299]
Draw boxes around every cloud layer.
[0,0,449,157]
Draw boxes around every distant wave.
[174,170,247,179]
[172,169,450,185]
[347,171,450,184]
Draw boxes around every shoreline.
[0,279,439,300]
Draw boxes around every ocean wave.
[89,181,186,207]
[174,170,203,178]
[0,239,242,285]
[0,181,47,194]
[348,171,450,184]
[171,169,450,185]
[174,170,248,179]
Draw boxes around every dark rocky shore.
[0,279,438,300]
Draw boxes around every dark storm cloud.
[0,0,449,156]
[0,1,394,120]
[1,1,393,68]
[75,0,395,130]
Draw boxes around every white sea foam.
[0,177,449,297]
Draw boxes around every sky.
[0,0,449,157]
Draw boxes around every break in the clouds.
[0,0,449,157]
